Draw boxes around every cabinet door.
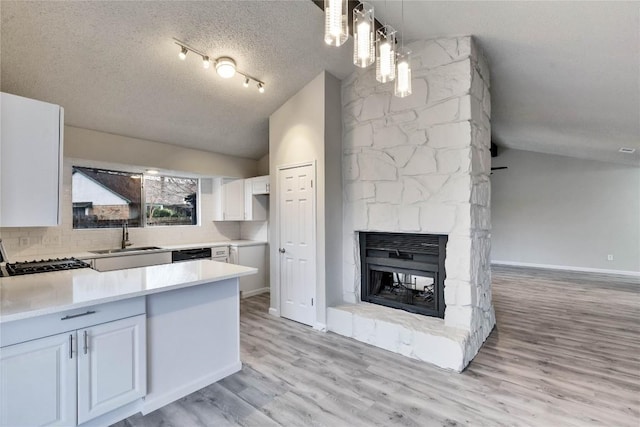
[235,245,267,295]
[77,315,146,424]
[222,179,245,220]
[251,176,270,194]
[0,332,76,427]
[0,93,62,227]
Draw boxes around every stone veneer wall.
[331,36,494,370]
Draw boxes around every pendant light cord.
[401,0,404,51]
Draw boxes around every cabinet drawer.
[1,296,145,348]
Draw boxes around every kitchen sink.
[90,246,163,255]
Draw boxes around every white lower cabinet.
[77,315,146,424]
[229,244,268,297]
[0,332,77,427]
[0,302,146,427]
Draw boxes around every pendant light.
[324,0,348,47]
[353,2,375,68]
[395,52,412,97]
[376,25,396,83]
[394,0,412,97]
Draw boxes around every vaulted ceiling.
[1,1,638,165]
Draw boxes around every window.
[144,175,197,226]
[72,166,198,229]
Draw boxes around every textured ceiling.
[1,1,638,165]
[0,1,353,160]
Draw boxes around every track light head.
[202,56,211,69]
[179,46,188,60]
[257,82,265,93]
[243,78,250,88]
[215,57,236,78]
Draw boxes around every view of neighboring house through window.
[144,175,197,226]
[72,166,198,229]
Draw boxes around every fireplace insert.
[359,232,447,318]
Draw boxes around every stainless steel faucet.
[121,222,132,249]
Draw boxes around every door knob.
[279,248,286,254]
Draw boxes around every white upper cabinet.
[250,175,270,195]
[244,178,268,221]
[213,177,245,221]
[214,176,269,221]
[0,92,63,227]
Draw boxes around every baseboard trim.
[314,322,327,332]
[241,287,270,299]
[491,260,640,277]
[141,361,242,415]
[268,307,280,317]
[79,399,142,427]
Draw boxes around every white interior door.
[278,163,316,326]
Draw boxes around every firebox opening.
[360,232,447,318]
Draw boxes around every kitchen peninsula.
[0,260,256,427]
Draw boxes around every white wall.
[491,148,640,273]
[268,71,342,328]
[257,154,269,176]
[65,126,258,178]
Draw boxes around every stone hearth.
[327,36,495,372]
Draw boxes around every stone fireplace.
[327,36,495,372]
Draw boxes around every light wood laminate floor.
[114,266,640,426]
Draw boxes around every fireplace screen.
[360,232,446,318]
[369,268,437,312]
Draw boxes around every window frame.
[71,163,201,230]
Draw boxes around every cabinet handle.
[279,248,286,254]
[69,334,73,359]
[83,330,89,355]
[61,310,96,320]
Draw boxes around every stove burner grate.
[6,258,91,276]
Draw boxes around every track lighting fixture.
[215,57,236,79]
[173,39,266,93]
[178,46,188,60]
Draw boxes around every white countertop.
[0,260,257,323]
[6,240,268,262]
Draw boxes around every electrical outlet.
[607,254,614,261]
[19,237,29,247]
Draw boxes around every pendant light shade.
[395,51,412,97]
[376,25,396,83]
[353,2,375,68]
[324,0,348,47]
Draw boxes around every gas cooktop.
[5,258,91,276]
